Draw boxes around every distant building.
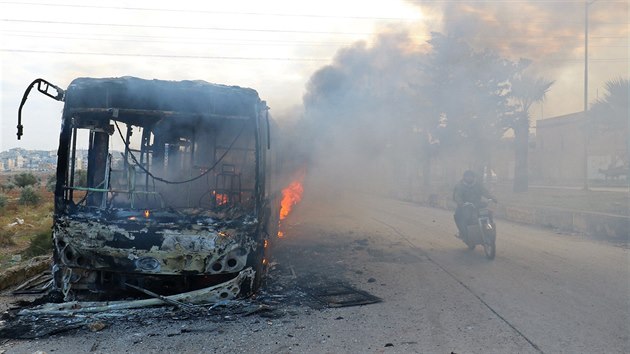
[6,158,16,171]
[0,148,91,173]
[15,154,25,169]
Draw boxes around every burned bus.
[17,77,279,301]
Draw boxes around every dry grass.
[0,174,53,268]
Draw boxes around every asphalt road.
[2,194,628,353]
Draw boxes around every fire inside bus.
[17,77,279,301]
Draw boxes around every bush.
[0,231,15,247]
[0,194,6,210]
[46,174,56,192]
[23,231,53,258]
[0,182,15,192]
[13,172,38,188]
[74,170,88,187]
[20,186,41,205]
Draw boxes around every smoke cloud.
[285,1,628,201]
[296,30,429,200]
[413,0,629,118]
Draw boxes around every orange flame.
[277,170,305,238]
[213,191,229,206]
[279,179,304,220]
[143,210,150,218]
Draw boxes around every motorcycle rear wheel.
[483,239,495,259]
[462,232,475,250]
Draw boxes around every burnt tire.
[483,240,496,260]
[463,233,475,250]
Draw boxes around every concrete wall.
[535,112,628,185]
[495,204,629,242]
[422,193,629,243]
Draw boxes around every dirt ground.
[1,193,628,353]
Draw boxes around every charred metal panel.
[63,77,261,119]
[53,211,258,275]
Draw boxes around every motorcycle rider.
[453,170,497,238]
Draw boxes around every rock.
[87,321,107,332]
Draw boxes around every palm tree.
[590,78,629,132]
[508,75,554,192]
[589,78,629,185]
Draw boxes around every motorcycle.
[459,200,496,260]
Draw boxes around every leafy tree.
[506,71,554,192]
[46,174,56,192]
[423,33,515,181]
[74,170,88,187]
[12,172,38,188]
[47,170,87,192]
[20,186,41,205]
[300,30,556,194]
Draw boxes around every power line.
[0,48,331,61]
[0,18,377,36]
[2,1,627,25]
[3,33,340,47]
[2,49,625,64]
[0,1,419,21]
[3,19,627,40]
[0,31,351,47]
[4,31,627,49]
[408,0,628,3]
[547,58,629,62]
[0,29,356,45]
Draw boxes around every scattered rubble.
[0,259,382,340]
[0,256,50,292]
[6,218,24,227]
[12,271,53,295]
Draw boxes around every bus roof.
[64,77,263,119]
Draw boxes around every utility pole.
[583,0,598,190]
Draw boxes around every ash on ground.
[0,249,380,340]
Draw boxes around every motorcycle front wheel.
[481,225,496,260]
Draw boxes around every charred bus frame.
[17,77,278,301]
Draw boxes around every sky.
[0,0,627,151]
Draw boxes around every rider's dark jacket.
[453,180,494,207]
